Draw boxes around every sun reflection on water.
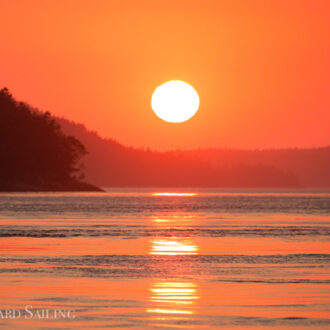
[150,240,198,255]
[147,218,200,320]
[151,215,194,223]
[147,209,200,322]
[147,282,199,316]
[151,192,197,197]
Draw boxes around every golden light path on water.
[151,192,197,197]
[147,214,200,318]
[147,282,198,315]
[150,240,198,255]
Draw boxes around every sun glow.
[151,80,199,123]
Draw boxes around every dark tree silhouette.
[0,88,99,191]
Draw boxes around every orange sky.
[0,0,329,150]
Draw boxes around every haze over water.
[0,189,329,329]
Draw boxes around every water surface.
[0,189,329,328]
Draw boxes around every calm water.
[0,189,329,329]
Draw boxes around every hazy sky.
[0,0,329,150]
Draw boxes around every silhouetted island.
[0,88,102,191]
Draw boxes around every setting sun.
[151,80,199,123]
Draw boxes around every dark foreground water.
[0,189,329,329]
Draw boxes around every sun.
[151,80,200,123]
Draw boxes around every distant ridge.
[182,147,330,188]
[55,117,330,188]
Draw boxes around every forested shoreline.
[0,88,102,191]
